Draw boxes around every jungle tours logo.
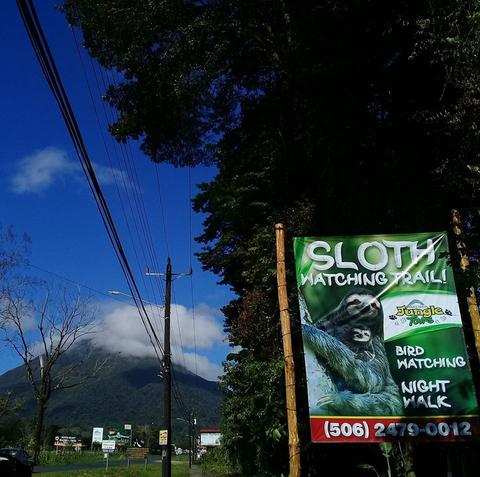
[389,299,451,327]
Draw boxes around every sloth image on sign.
[302,289,403,416]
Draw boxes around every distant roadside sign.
[124,424,132,431]
[92,427,104,444]
[101,440,116,453]
[159,430,168,446]
[108,428,130,445]
[200,432,221,447]
[54,436,83,449]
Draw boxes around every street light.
[108,290,161,308]
[175,416,194,468]
[110,260,173,477]
[110,260,190,477]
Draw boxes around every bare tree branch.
[0,391,23,419]
[1,227,105,463]
[1,283,100,463]
[52,355,109,391]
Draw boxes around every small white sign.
[124,424,132,431]
[92,427,104,444]
[200,432,222,447]
[101,440,116,452]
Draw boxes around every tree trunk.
[33,397,47,464]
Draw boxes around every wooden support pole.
[275,223,301,477]
[451,209,480,363]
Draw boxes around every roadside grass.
[36,462,189,477]
[198,448,243,477]
[39,450,127,466]
[174,454,189,462]
[37,450,189,466]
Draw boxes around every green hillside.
[0,343,222,445]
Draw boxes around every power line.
[71,30,167,343]
[154,165,171,258]
[95,62,170,373]
[17,0,165,368]
[31,262,191,415]
[27,263,116,300]
[20,0,194,431]
[100,64,194,414]
[31,263,191,423]
[171,287,188,372]
[188,167,199,377]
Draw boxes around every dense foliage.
[63,1,480,475]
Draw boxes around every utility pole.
[145,260,191,477]
[188,412,193,469]
[163,258,172,477]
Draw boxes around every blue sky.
[0,1,232,380]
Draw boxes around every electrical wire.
[17,0,165,369]
[19,0,195,420]
[71,11,192,417]
[188,167,199,378]
[28,263,120,301]
[171,287,188,371]
[72,32,167,340]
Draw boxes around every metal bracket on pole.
[145,266,192,280]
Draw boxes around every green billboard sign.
[294,232,479,442]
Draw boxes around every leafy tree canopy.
[62,1,480,475]
[63,0,480,223]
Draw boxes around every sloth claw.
[317,394,334,406]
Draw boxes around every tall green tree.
[63,1,480,475]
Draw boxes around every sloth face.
[345,293,380,319]
[351,326,372,343]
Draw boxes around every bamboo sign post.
[275,223,301,477]
[451,209,480,363]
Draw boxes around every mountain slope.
[0,343,222,443]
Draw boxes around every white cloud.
[93,162,132,189]
[88,301,225,381]
[182,352,223,381]
[169,303,225,349]
[10,147,134,194]
[11,147,76,193]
